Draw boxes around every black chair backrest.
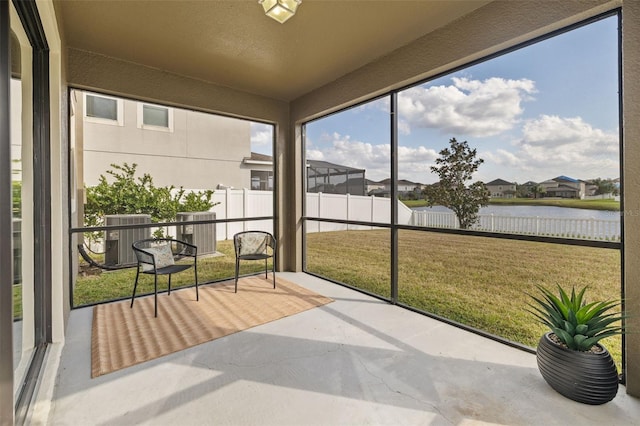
[132,238,197,267]
[234,231,275,256]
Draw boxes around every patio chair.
[131,238,198,317]
[233,231,276,293]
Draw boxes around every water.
[414,204,620,222]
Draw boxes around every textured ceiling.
[55,1,490,101]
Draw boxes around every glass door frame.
[1,0,51,422]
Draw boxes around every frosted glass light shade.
[259,0,301,24]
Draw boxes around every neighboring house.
[242,152,274,190]
[306,160,366,195]
[366,179,385,195]
[334,177,368,195]
[376,178,423,197]
[245,154,370,195]
[520,180,539,198]
[73,90,255,191]
[540,175,586,199]
[584,181,599,196]
[485,178,516,198]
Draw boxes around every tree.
[515,183,530,199]
[530,184,546,199]
[422,138,489,229]
[591,178,619,196]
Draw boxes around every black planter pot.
[536,332,619,405]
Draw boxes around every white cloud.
[398,119,411,136]
[519,115,618,166]
[306,132,438,182]
[481,115,619,181]
[398,77,536,137]
[482,148,527,169]
[521,115,618,151]
[305,149,325,161]
[250,123,273,153]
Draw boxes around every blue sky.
[296,15,620,185]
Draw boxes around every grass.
[402,198,620,211]
[13,284,22,320]
[488,198,620,211]
[74,240,269,306]
[305,229,622,369]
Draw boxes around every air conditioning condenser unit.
[105,214,151,266]
[176,212,216,255]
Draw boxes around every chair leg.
[154,274,158,318]
[195,260,199,301]
[272,261,276,289]
[235,258,240,293]
[168,274,172,295]
[131,268,141,308]
[264,258,268,279]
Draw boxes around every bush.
[12,180,21,218]
[84,163,217,240]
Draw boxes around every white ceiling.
[55,1,491,101]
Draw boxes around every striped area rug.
[91,276,333,377]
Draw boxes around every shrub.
[84,162,217,240]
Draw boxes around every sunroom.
[2,1,640,424]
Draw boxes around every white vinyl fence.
[209,188,274,240]
[190,190,621,241]
[304,192,413,232]
[206,190,413,237]
[411,210,621,241]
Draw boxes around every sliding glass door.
[1,1,50,422]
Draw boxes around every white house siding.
[78,93,252,190]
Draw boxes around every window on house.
[86,95,116,120]
[143,105,169,127]
[86,95,118,120]
[251,170,273,190]
[84,93,123,125]
[137,102,173,131]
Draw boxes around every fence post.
[318,192,323,232]
[224,189,231,240]
[371,195,375,224]
[243,188,249,232]
[347,193,351,231]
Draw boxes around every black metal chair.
[131,238,198,317]
[233,231,276,293]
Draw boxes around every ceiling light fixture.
[259,0,301,24]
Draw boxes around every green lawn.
[403,198,620,211]
[305,229,622,369]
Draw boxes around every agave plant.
[528,285,623,352]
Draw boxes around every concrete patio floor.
[42,272,640,425]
